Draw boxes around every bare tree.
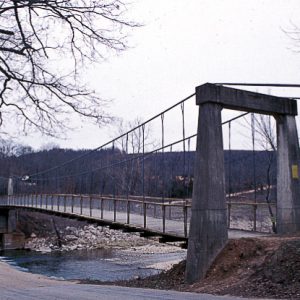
[0,1,138,136]
[254,114,276,152]
[113,118,158,195]
[254,114,277,233]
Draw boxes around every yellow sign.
[292,165,299,179]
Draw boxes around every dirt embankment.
[105,236,300,299]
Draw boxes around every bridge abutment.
[0,209,25,250]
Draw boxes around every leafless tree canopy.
[0,0,137,136]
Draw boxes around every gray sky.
[18,0,300,150]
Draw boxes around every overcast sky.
[18,0,300,151]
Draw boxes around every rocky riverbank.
[25,224,183,255]
[17,211,182,255]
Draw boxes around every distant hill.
[0,148,276,197]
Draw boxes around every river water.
[0,248,185,281]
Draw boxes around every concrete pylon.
[185,83,299,284]
[7,177,13,196]
[185,102,228,284]
[276,115,300,233]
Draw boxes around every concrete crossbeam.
[196,83,297,115]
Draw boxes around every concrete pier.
[0,209,25,250]
[276,115,300,233]
[185,103,227,283]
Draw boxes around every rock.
[37,246,51,253]
[89,227,97,235]
[78,231,85,237]
[65,235,78,241]
[66,226,77,233]
[30,233,37,238]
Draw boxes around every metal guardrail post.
[64,195,66,213]
[57,195,60,211]
[113,198,116,222]
[227,203,231,229]
[183,203,188,238]
[51,195,54,210]
[143,202,147,228]
[100,197,104,219]
[80,195,83,215]
[40,194,42,208]
[71,195,74,213]
[253,203,257,231]
[46,194,48,209]
[162,204,166,233]
[89,196,92,217]
[127,200,130,224]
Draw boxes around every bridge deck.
[0,194,190,246]
[0,194,272,247]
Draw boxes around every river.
[0,248,186,281]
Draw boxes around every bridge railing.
[3,193,192,237]
[227,201,276,233]
[0,193,276,236]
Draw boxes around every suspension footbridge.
[1,82,300,283]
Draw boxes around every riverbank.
[2,236,300,299]
[18,211,185,256]
[0,261,248,300]
[0,260,70,289]
[102,236,300,299]
[9,211,300,298]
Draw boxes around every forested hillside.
[0,142,276,198]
